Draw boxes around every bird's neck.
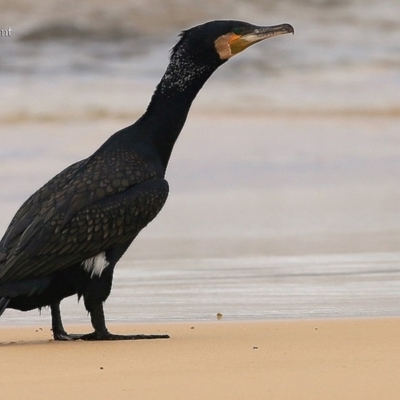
[139,50,222,170]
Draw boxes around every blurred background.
[0,0,399,119]
[1,0,400,324]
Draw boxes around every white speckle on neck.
[159,45,212,94]
[82,252,109,278]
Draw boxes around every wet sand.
[1,318,400,400]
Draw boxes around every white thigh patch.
[82,252,109,278]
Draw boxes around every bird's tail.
[0,297,10,316]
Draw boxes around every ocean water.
[1,1,400,327]
[4,252,400,327]
[0,0,399,120]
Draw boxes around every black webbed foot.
[52,330,85,341]
[79,331,170,341]
[51,302,84,341]
[51,300,169,342]
[53,330,169,341]
[82,303,170,341]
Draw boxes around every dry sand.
[1,318,400,400]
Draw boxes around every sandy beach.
[1,318,400,400]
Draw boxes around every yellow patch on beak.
[228,34,241,43]
[214,24,294,60]
[214,32,261,60]
[228,35,252,56]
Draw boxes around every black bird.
[0,20,294,340]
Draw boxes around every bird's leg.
[79,303,170,341]
[51,302,83,341]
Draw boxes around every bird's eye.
[232,27,244,35]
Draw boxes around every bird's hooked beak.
[215,23,294,60]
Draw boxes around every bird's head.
[173,20,294,64]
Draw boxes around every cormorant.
[0,20,294,340]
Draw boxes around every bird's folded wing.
[0,178,169,283]
[6,149,157,256]
[0,159,87,259]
